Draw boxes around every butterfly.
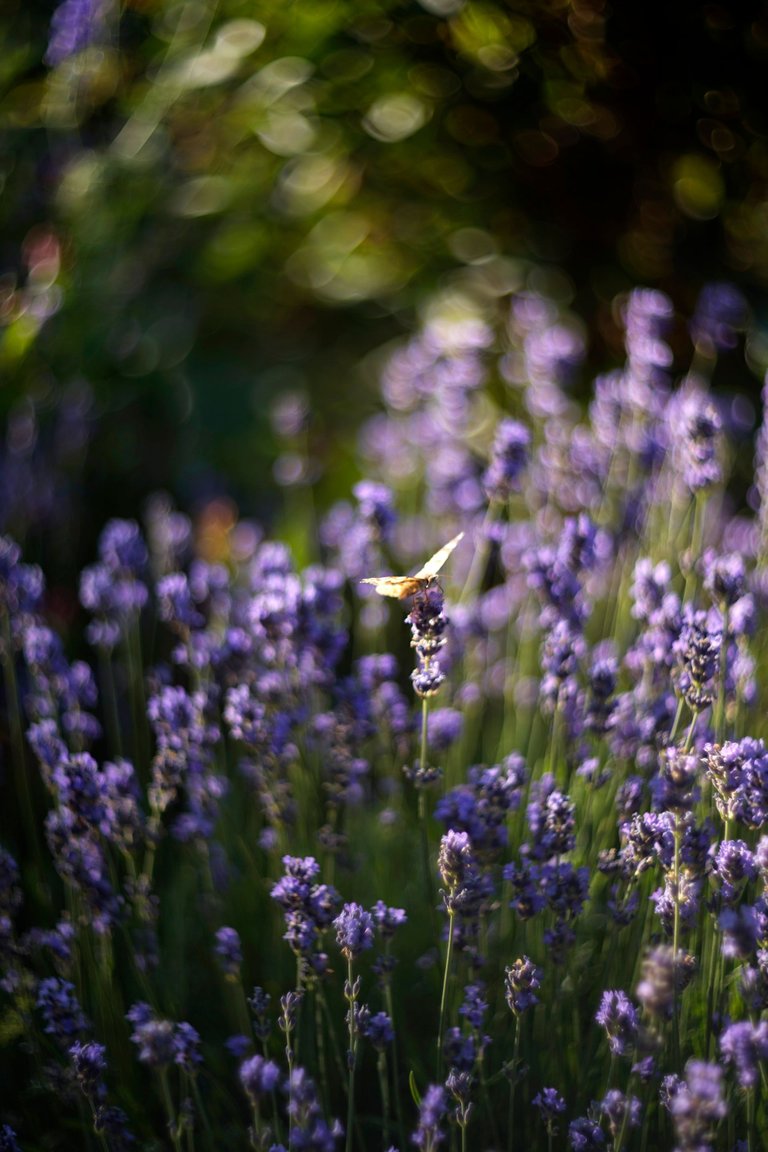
[360,532,464,599]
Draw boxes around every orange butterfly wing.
[360,532,464,599]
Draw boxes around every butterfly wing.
[360,576,422,599]
[361,533,464,599]
[413,532,465,580]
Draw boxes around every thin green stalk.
[99,644,123,759]
[377,1049,391,1151]
[507,1017,520,1152]
[437,910,455,1080]
[159,1067,183,1152]
[714,604,728,743]
[345,956,357,1152]
[671,815,682,1069]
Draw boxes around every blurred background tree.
[1,0,767,565]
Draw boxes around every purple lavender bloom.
[69,1040,107,1099]
[80,520,149,645]
[156,573,204,631]
[585,646,618,735]
[126,1007,176,1068]
[352,481,397,540]
[435,755,526,861]
[407,585,449,699]
[214,927,242,978]
[526,774,576,860]
[334,903,374,959]
[483,419,531,500]
[623,288,674,375]
[711,840,757,905]
[446,1068,473,1119]
[600,1090,641,1139]
[505,956,542,1015]
[651,870,702,936]
[272,857,340,973]
[412,1083,448,1150]
[0,849,22,917]
[706,737,768,828]
[93,1105,134,1150]
[0,1127,21,1152]
[36,976,88,1042]
[635,945,688,1020]
[371,901,407,939]
[534,1087,566,1129]
[437,831,476,908]
[45,0,107,66]
[239,1054,282,1103]
[663,1059,727,1150]
[690,282,747,353]
[568,1116,606,1150]
[126,1003,200,1071]
[719,905,759,960]
[225,1034,251,1059]
[651,747,700,813]
[674,607,720,713]
[285,1066,342,1151]
[719,1020,768,1088]
[361,1011,394,1049]
[671,389,723,492]
[427,708,463,752]
[702,550,746,609]
[459,983,488,1036]
[594,990,639,1057]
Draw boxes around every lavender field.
[3,280,768,1151]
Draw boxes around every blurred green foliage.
[1,0,768,541]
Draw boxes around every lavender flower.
[214,927,243,979]
[483,419,531,500]
[719,1020,768,1089]
[534,1087,566,1132]
[239,1054,282,1103]
[568,1116,606,1150]
[594,990,639,1058]
[599,1091,640,1140]
[36,976,88,1043]
[412,1084,447,1151]
[285,1066,342,1151]
[45,0,107,66]
[663,1060,726,1151]
[361,1011,394,1049]
[69,1040,107,1100]
[635,945,694,1020]
[437,830,486,917]
[126,1003,200,1071]
[407,586,448,698]
[334,903,374,960]
[690,282,747,353]
[672,389,723,492]
[505,957,542,1016]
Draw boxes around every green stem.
[714,604,728,743]
[437,910,455,1079]
[507,1017,520,1152]
[377,1049,391,1151]
[159,1067,183,1152]
[345,957,356,1152]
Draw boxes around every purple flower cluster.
[126,1002,201,1072]
[271,856,340,978]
